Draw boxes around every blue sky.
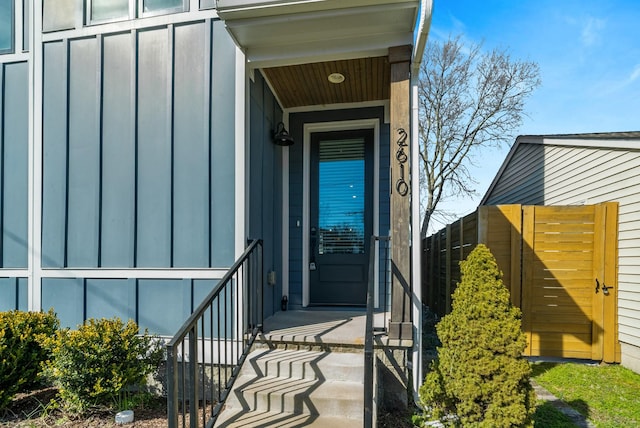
[426,0,640,232]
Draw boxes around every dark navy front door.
[309,129,373,306]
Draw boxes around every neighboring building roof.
[480,131,640,205]
[520,131,640,140]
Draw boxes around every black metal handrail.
[167,239,263,428]
[364,235,390,428]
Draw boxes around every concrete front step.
[214,348,365,427]
[224,374,363,417]
[214,410,362,427]
[241,348,364,383]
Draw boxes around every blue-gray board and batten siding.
[0,61,29,269]
[0,19,246,336]
[40,277,233,337]
[249,71,284,319]
[42,20,235,269]
[287,107,391,309]
[0,278,28,312]
[0,61,29,313]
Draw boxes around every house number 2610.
[395,128,409,197]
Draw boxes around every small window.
[0,0,14,54]
[141,0,185,16]
[43,0,76,32]
[90,0,129,22]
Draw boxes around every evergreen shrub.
[0,310,59,409]
[419,244,535,427]
[42,317,164,413]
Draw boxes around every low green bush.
[0,310,59,409]
[42,317,164,414]
[420,244,535,427]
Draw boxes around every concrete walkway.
[531,380,596,428]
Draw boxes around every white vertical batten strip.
[236,43,248,343]
[235,44,246,258]
[30,0,44,311]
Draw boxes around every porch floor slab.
[259,309,393,348]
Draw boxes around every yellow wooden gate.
[477,203,619,362]
[521,204,619,362]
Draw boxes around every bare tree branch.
[419,35,541,237]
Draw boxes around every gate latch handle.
[595,279,613,295]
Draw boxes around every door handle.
[310,227,317,270]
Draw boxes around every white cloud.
[629,64,640,82]
[581,17,606,46]
[593,63,640,96]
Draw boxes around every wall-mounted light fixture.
[273,122,294,146]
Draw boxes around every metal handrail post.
[188,326,198,428]
[167,345,178,428]
[364,235,376,428]
[259,242,264,329]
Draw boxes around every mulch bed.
[0,388,167,427]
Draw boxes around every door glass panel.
[318,138,365,255]
[0,0,12,53]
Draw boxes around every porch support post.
[388,45,413,341]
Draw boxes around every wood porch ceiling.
[262,56,390,109]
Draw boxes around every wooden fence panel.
[478,205,522,307]
[422,212,478,317]
[422,203,620,362]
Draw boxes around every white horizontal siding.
[619,245,640,256]
[619,289,640,303]
[544,150,640,206]
[620,332,640,345]
[620,209,640,225]
[620,264,640,275]
[542,145,640,350]
[484,140,640,352]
